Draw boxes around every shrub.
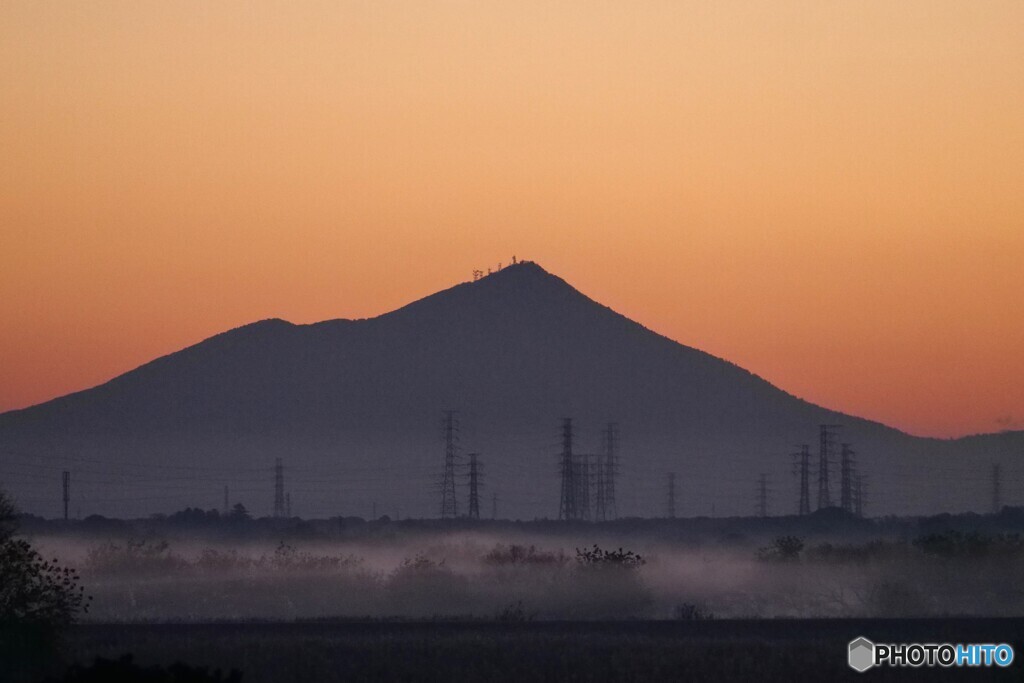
[496,599,536,622]
[574,545,645,569]
[385,554,468,617]
[84,539,187,575]
[864,580,927,617]
[47,654,242,683]
[913,531,1024,559]
[756,536,804,562]
[193,548,249,573]
[265,541,362,572]
[805,539,899,563]
[562,545,651,619]
[673,602,715,621]
[483,544,567,566]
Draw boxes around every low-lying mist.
[30,529,1024,622]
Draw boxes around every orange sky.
[1,1,1022,438]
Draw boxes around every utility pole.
[62,471,70,521]
[441,410,459,519]
[794,445,811,515]
[666,472,676,519]
[818,425,841,510]
[223,485,229,515]
[992,463,1002,514]
[467,453,481,520]
[756,473,768,518]
[839,443,856,514]
[273,458,285,518]
[558,418,575,521]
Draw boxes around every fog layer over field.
[31,530,1024,622]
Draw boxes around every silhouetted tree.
[227,503,250,522]
[169,507,221,526]
[0,488,91,626]
[0,491,16,540]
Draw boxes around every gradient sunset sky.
[2,1,1022,438]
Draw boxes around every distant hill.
[1,262,1020,519]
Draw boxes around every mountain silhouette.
[0,261,1019,519]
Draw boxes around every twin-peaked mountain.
[0,262,1019,519]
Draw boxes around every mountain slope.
[0,262,1019,519]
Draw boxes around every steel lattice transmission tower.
[594,423,618,521]
[818,425,841,509]
[756,473,769,518]
[440,410,460,519]
[839,443,856,514]
[467,453,481,520]
[853,474,866,518]
[574,453,591,521]
[793,445,811,515]
[273,458,285,518]
[558,418,576,521]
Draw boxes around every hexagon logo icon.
[849,637,875,672]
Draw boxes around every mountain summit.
[0,262,1017,519]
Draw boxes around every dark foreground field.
[5,618,1024,682]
